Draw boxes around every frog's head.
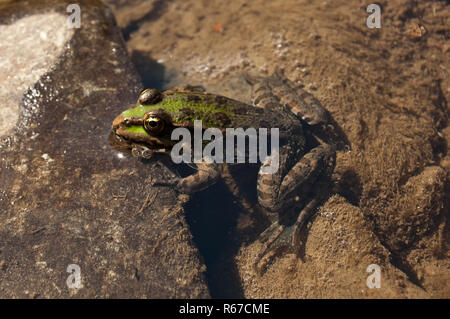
[110,87,234,159]
[109,89,182,159]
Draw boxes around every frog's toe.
[152,175,181,188]
[150,162,182,188]
[253,223,297,272]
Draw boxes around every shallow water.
[0,0,447,298]
[106,0,449,298]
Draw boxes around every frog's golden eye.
[143,114,165,135]
[138,88,162,105]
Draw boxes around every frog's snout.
[112,113,124,128]
[131,145,154,159]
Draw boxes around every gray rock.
[0,0,209,298]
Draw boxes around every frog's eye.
[138,88,162,105]
[143,114,165,135]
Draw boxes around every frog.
[109,70,336,270]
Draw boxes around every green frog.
[109,71,336,269]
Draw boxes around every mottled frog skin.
[110,70,336,269]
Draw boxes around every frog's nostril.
[142,149,154,159]
[302,116,313,124]
[131,147,141,157]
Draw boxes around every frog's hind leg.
[253,188,329,272]
[255,144,335,270]
[246,70,328,125]
[258,144,335,213]
[269,69,329,126]
[164,84,206,94]
[245,74,281,110]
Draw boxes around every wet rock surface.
[104,0,449,298]
[0,0,209,298]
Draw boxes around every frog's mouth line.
[108,130,172,159]
[130,143,170,159]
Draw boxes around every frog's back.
[162,90,303,135]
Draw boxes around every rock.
[0,0,209,298]
[236,196,429,298]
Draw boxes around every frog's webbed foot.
[253,186,328,272]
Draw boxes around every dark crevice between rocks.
[431,206,450,260]
[362,210,426,291]
[389,253,426,291]
[430,79,448,130]
[369,192,447,291]
[130,50,182,91]
[122,0,172,41]
[334,169,362,207]
[130,50,166,90]
[170,162,249,298]
[442,190,450,258]
[183,181,245,298]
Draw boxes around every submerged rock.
[0,0,209,298]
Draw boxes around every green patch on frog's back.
[122,94,234,127]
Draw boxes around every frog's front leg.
[255,143,336,269]
[176,161,221,194]
[153,159,221,194]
